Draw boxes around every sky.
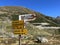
[0,0,60,17]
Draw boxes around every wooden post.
[19,35,21,45]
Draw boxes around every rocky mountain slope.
[0,6,60,36]
[0,6,60,26]
[0,6,60,45]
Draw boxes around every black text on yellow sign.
[13,29,28,35]
[12,20,24,29]
[12,20,28,35]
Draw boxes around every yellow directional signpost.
[12,14,36,45]
[12,20,27,45]
[12,20,27,35]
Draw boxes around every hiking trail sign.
[12,20,27,35]
[12,14,36,45]
[12,14,36,35]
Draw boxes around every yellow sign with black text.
[12,20,24,29]
[12,20,27,35]
[13,28,28,35]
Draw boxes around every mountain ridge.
[0,6,60,26]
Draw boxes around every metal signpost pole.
[19,20,24,45]
[19,35,21,45]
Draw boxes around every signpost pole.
[19,35,21,45]
[19,20,24,45]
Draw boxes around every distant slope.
[0,6,59,27]
[55,16,60,26]
[25,22,52,36]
